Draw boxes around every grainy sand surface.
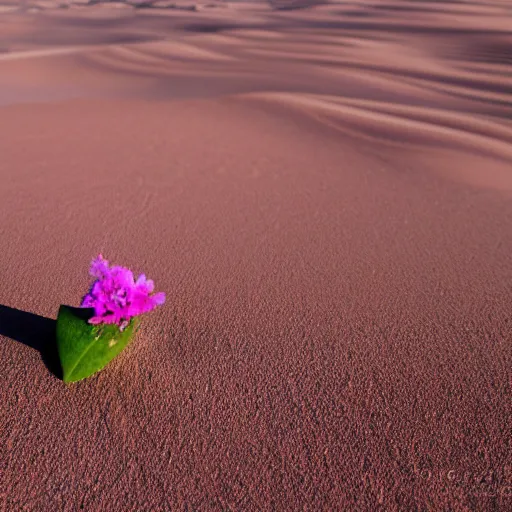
[1,1,511,510]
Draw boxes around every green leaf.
[56,305,137,383]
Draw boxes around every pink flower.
[81,255,165,329]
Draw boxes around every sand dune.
[1,1,511,510]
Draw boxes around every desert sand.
[1,1,511,510]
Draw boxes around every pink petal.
[136,274,154,293]
[90,254,109,279]
[152,292,166,306]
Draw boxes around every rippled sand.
[1,1,511,510]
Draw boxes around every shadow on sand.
[0,305,62,379]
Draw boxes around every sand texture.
[1,1,511,510]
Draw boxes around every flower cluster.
[81,255,165,330]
